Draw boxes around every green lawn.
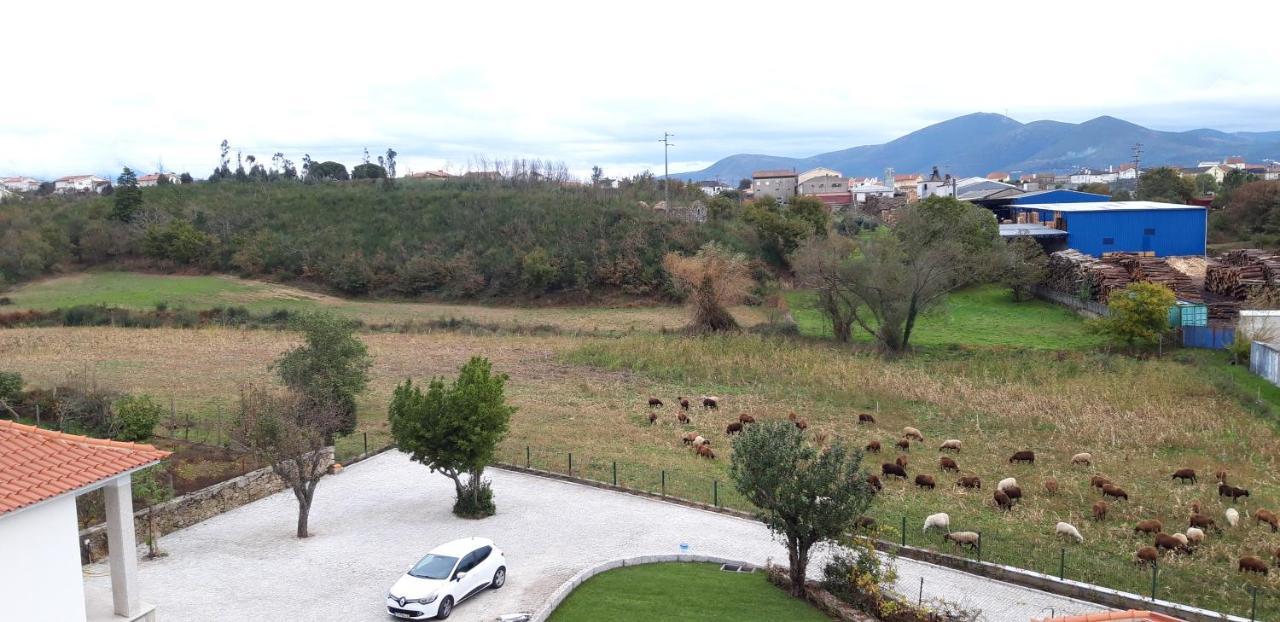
[786,284,1104,350]
[547,563,829,622]
[2,272,300,311]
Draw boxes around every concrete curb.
[530,554,757,622]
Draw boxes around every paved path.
[88,451,1106,621]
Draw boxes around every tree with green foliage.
[1112,189,1132,201]
[142,220,216,265]
[388,357,515,518]
[308,161,349,182]
[792,235,859,342]
[1214,169,1260,208]
[352,163,388,179]
[707,195,736,221]
[1219,181,1280,240]
[1091,281,1176,351]
[1076,182,1111,196]
[132,464,174,558]
[273,312,372,437]
[1136,167,1194,203]
[111,168,143,222]
[730,420,875,597]
[178,172,194,184]
[114,394,163,441]
[1002,236,1049,302]
[0,371,22,418]
[788,196,830,237]
[745,196,822,268]
[384,148,398,179]
[1193,173,1219,196]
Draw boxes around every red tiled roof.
[893,174,921,182]
[0,420,170,517]
[986,171,1009,179]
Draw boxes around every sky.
[3,0,1279,181]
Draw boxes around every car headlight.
[411,592,438,605]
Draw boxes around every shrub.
[452,479,496,518]
[1091,282,1176,351]
[0,371,22,404]
[114,394,164,442]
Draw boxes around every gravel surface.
[87,451,1106,622]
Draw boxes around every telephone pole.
[1132,142,1143,197]
[660,132,674,205]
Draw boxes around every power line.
[659,132,674,206]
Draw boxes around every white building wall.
[0,496,87,621]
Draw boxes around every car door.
[454,551,481,599]
[467,546,493,591]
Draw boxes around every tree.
[590,166,604,187]
[1091,281,1176,351]
[388,357,515,518]
[737,178,751,190]
[792,235,859,342]
[788,195,831,237]
[745,196,817,268]
[662,242,752,332]
[730,420,875,597]
[1112,189,1132,201]
[351,163,388,179]
[114,394,163,441]
[308,161,349,182]
[156,173,173,186]
[272,312,372,437]
[231,386,337,537]
[111,167,143,222]
[1002,236,1049,302]
[1076,182,1111,196]
[707,195,736,221]
[0,371,22,418]
[1215,169,1260,208]
[178,172,193,184]
[384,148,397,179]
[1193,173,1218,196]
[132,464,174,558]
[1220,181,1280,239]
[1136,167,1193,203]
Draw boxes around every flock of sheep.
[645,396,1279,579]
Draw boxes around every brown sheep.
[1189,514,1219,532]
[1043,478,1059,496]
[681,432,698,446]
[648,397,664,408]
[939,457,959,472]
[1004,485,1023,503]
[1239,556,1269,575]
[994,489,1014,511]
[896,456,909,468]
[725,422,743,435]
[1171,468,1197,484]
[1008,451,1035,465]
[882,463,907,479]
[1255,509,1279,533]
[865,440,881,453]
[1133,519,1163,535]
[957,476,982,489]
[1219,483,1250,502]
[902,426,925,442]
[1154,533,1187,553]
[1092,501,1108,521]
[1090,475,1112,490]
[695,444,715,459]
[895,438,911,451]
[1191,501,1203,515]
[648,412,658,425]
[1102,484,1129,501]
[1274,547,1280,567]
[702,396,719,409]
[1215,468,1229,484]
[858,413,876,425]
[738,413,755,424]
[866,474,882,492]
[1135,546,1159,565]
[786,412,808,430]
[915,474,936,490]
[677,412,691,425]
[678,397,690,411]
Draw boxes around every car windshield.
[409,554,458,580]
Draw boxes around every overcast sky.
[3,1,1279,181]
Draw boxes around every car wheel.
[436,596,453,620]
[491,566,506,589]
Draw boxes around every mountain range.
[673,113,1280,183]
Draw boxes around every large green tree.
[388,357,515,518]
[745,196,829,268]
[111,168,143,222]
[730,420,875,597]
[1092,281,1176,351]
[273,312,372,437]
[1136,167,1194,203]
[352,163,388,179]
[1002,236,1049,302]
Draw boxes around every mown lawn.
[547,563,828,622]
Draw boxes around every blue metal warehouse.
[1008,201,1206,257]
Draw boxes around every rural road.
[86,451,1106,621]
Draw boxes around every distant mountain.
[674,113,1280,182]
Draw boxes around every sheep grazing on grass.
[1239,556,1269,575]
[1056,522,1084,543]
[895,438,911,451]
[1102,484,1129,501]
[1135,546,1159,565]
[695,444,715,459]
[1089,475,1112,490]
[1171,468,1197,484]
[1171,533,1189,548]
[858,413,876,425]
[915,474,936,490]
[1154,533,1187,554]
[1255,509,1279,533]
[939,457,959,472]
[678,397,690,411]
[648,397,664,408]
[1274,547,1280,567]
[882,463,907,479]
[923,512,950,534]
[701,396,719,410]
[693,435,709,447]
[895,456,909,468]
[1092,501,1108,521]
[994,490,1014,511]
[997,477,1018,493]
[945,531,980,551]
[866,474,882,492]
[648,412,658,425]
[1215,469,1229,484]
[1219,483,1250,502]
[855,516,877,531]
[738,413,755,425]
[865,440,881,453]
[725,422,743,435]
[1191,501,1203,515]
[1071,452,1092,467]
[1185,527,1205,546]
[957,476,981,489]
[939,439,961,452]
[677,412,691,425]
[1189,514,1218,532]
[1134,519,1163,535]
[1004,485,1023,503]
[902,426,925,442]
[1226,508,1240,528]
[1043,478,1059,496]
[787,412,808,430]
[682,432,698,446]
[1008,451,1035,465]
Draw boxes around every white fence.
[1250,341,1280,387]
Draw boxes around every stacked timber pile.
[1045,250,1205,302]
[1111,255,1203,302]
[1205,248,1280,299]
[1209,301,1241,321]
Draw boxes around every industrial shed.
[1009,201,1206,257]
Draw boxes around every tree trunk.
[787,538,808,598]
[295,489,312,538]
[901,292,920,351]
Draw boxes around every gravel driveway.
[87,451,1105,621]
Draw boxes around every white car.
[386,537,507,619]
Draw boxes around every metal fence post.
[526,446,531,468]
[661,470,666,496]
[917,576,924,605]
[1150,560,1158,600]
[901,516,907,547]
[1059,548,1065,581]
[612,461,617,486]
[363,431,368,455]
[976,531,982,563]
[568,452,573,476]
[713,480,719,507]
[35,404,40,427]
[1250,585,1258,621]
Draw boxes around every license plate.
[393,614,412,619]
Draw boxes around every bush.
[452,479,495,518]
[0,371,22,403]
[1090,282,1176,351]
[114,395,164,442]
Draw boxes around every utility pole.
[1132,142,1143,197]
[660,132,674,206]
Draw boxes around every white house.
[0,419,170,621]
[797,167,843,184]
[695,180,732,196]
[1,176,41,192]
[136,173,176,187]
[849,183,895,203]
[55,174,110,194]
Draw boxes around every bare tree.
[229,386,337,538]
[792,235,859,343]
[663,242,753,332]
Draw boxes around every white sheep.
[944,531,980,550]
[1055,521,1084,543]
[939,439,961,452]
[1186,527,1205,545]
[1070,452,1092,467]
[903,426,925,441]
[693,435,709,446]
[923,512,950,534]
[1226,508,1240,527]
[1172,533,1189,547]
[997,477,1018,493]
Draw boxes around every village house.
[796,167,842,185]
[405,169,452,180]
[751,169,797,202]
[695,180,732,196]
[1,176,41,192]
[986,171,1011,183]
[1179,164,1227,184]
[54,174,111,194]
[136,173,176,187]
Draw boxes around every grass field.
[2,272,1279,617]
[547,563,828,622]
